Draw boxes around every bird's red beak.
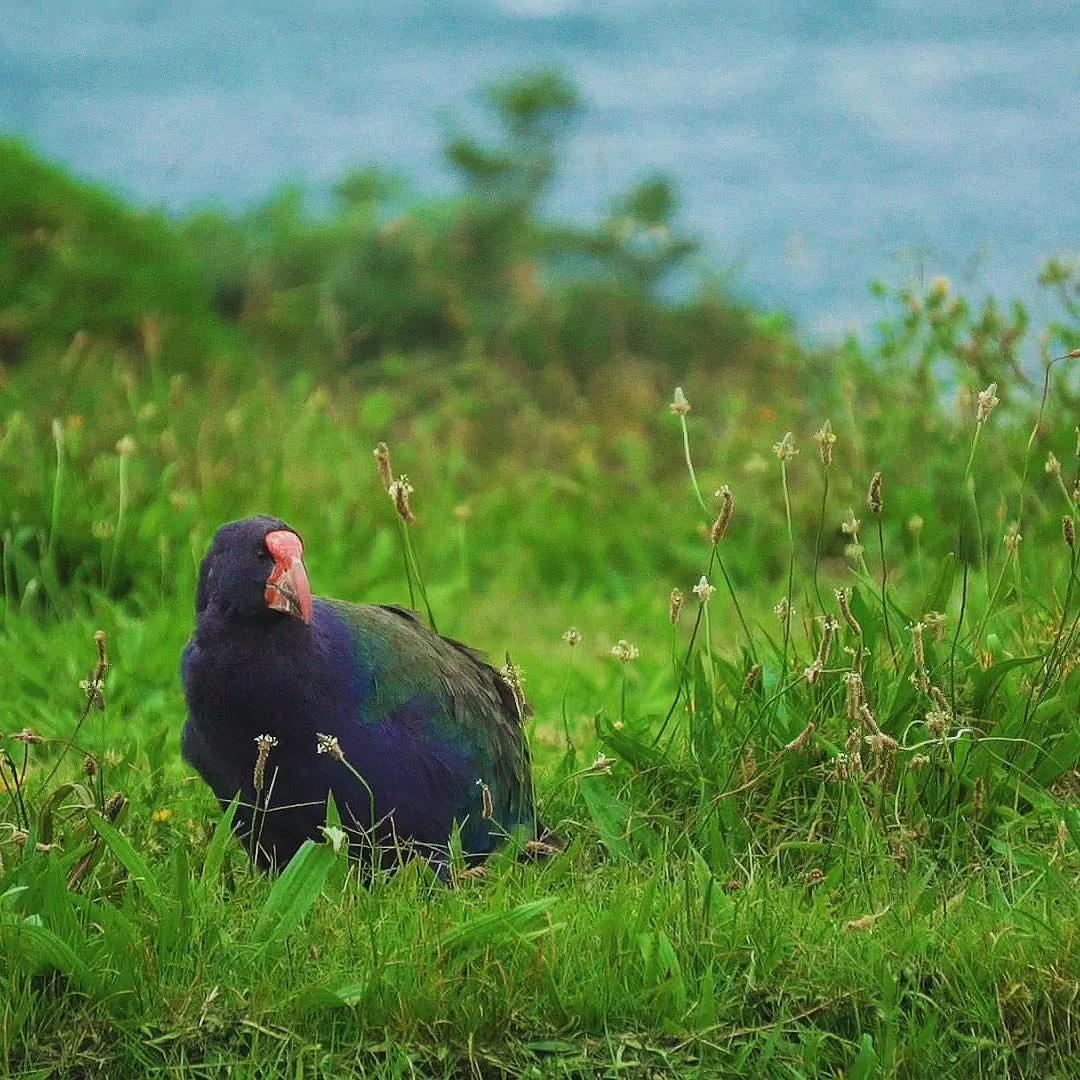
[264,530,313,624]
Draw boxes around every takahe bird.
[181,515,551,874]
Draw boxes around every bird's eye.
[256,544,272,559]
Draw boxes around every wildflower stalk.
[38,630,109,806]
[396,516,417,609]
[653,553,713,746]
[811,421,836,612]
[106,438,134,595]
[610,641,639,728]
[693,575,718,686]
[47,419,64,564]
[779,449,796,679]
[400,519,438,633]
[715,553,757,662]
[560,629,581,754]
[1053,469,1076,512]
[318,733,377,838]
[670,387,708,514]
[668,589,684,675]
[975,360,1072,650]
[874,512,898,667]
[383,464,437,632]
[708,485,756,661]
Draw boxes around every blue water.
[2,0,1077,340]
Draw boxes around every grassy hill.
[3,76,1080,1075]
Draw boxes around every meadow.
[3,77,1080,1077]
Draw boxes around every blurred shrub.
[0,136,231,370]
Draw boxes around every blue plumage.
[181,516,550,873]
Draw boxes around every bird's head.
[195,515,313,625]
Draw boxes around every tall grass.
[2,267,1080,1077]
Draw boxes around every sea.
[2,0,1078,341]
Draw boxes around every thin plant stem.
[620,665,628,729]
[400,523,437,632]
[715,550,757,663]
[679,415,708,515]
[779,460,796,681]
[47,421,64,563]
[395,518,417,609]
[653,599,707,746]
[701,601,714,680]
[1054,471,1076,511]
[560,655,576,754]
[875,514,897,666]
[811,465,830,612]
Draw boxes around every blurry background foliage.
[0,69,1077,619]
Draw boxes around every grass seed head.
[841,508,861,537]
[388,474,416,524]
[611,639,639,663]
[476,779,494,820]
[843,671,864,720]
[835,588,862,636]
[976,381,1000,423]
[773,596,790,622]
[908,621,929,691]
[1046,451,1062,476]
[670,386,691,416]
[692,575,716,603]
[1064,515,1075,550]
[373,442,393,490]
[9,728,43,745]
[925,709,949,739]
[668,588,684,623]
[866,730,899,753]
[500,658,527,719]
[929,684,953,717]
[772,431,798,462]
[253,734,278,793]
[709,485,734,543]
[784,721,815,753]
[1003,522,1022,557]
[814,615,838,668]
[562,626,581,647]
[867,471,883,514]
[742,663,762,694]
[316,732,346,763]
[812,420,836,466]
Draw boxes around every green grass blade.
[89,811,167,919]
[251,839,335,949]
[199,795,240,890]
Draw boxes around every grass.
[2,146,1080,1072]
[4,336,1080,1078]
